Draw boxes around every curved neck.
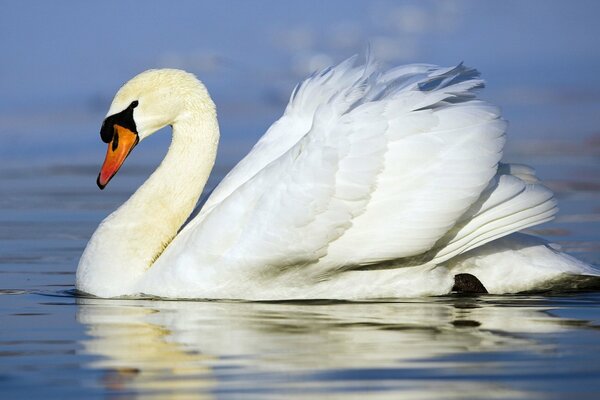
[77,107,219,297]
[125,114,219,261]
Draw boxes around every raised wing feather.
[320,65,506,266]
[428,164,558,265]
[196,56,372,219]
[161,58,508,276]
[168,66,389,272]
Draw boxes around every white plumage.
[76,56,599,299]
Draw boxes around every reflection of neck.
[77,106,219,297]
[77,301,214,392]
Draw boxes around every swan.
[76,56,599,299]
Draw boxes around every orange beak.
[97,124,139,189]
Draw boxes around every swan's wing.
[196,56,378,217]
[165,59,505,275]
[184,57,434,228]
[428,164,558,265]
[181,60,365,231]
[321,98,506,265]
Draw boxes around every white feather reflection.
[75,297,589,398]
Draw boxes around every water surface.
[1,153,600,398]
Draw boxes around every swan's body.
[76,57,599,299]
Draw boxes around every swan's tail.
[447,232,600,294]
[426,163,600,293]
[430,163,558,264]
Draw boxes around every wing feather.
[161,57,526,278]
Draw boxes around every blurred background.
[2,0,600,169]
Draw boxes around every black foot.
[452,273,488,294]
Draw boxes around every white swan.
[76,56,599,299]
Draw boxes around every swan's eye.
[112,130,119,151]
[130,100,139,109]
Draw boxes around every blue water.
[1,1,600,398]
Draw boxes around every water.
[2,1,600,398]
[1,148,600,398]
[5,292,600,399]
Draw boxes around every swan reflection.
[76,297,581,398]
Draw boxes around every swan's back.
[146,57,559,297]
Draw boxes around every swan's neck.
[77,107,219,296]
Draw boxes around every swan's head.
[97,69,213,189]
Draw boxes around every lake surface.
[1,144,600,399]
